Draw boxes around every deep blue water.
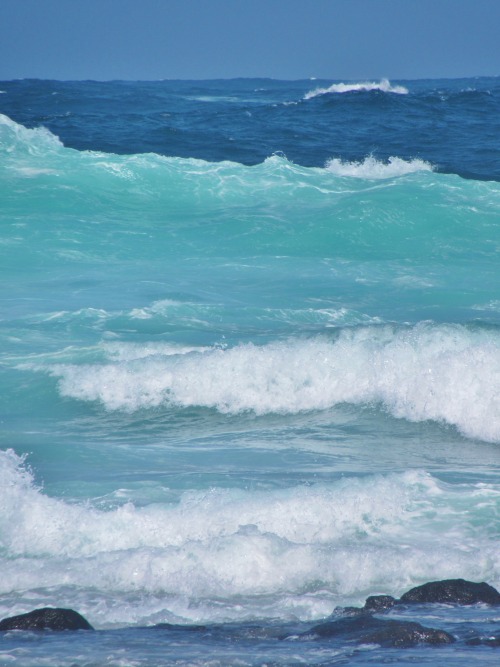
[2,77,500,181]
[0,77,499,666]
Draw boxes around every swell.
[2,115,499,267]
[2,76,500,181]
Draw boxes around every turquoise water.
[0,78,499,665]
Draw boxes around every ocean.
[0,77,499,665]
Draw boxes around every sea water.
[0,78,499,665]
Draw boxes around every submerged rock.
[0,608,93,632]
[153,623,208,632]
[400,579,500,606]
[306,615,455,648]
[466,634,500,647]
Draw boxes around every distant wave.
[325,156,433,179]
[304,79,409,100]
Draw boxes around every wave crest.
[0,113,63,155]
[325,156,434,179]
[304,79,408,100]
[30,323,500,443]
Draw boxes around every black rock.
[466,634,500,647]
[340,595,397,617]
[360,621,455,648]
[340,606,364,616]
[153,623,208,632]
[0,608,94,632]
[306,615,455,648]
[363,595,397,613]
[400,579,500,606]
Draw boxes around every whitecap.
[325,155,433,179]
[304,78,408,100]
[38,322,500,443]
[0,113,63,154]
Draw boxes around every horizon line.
[1,74,499,84]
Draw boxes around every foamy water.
[1,449,498,627]
[304,79,409,99]
[30,324,499,443]
[325,156,433,178]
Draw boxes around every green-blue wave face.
[1,114,499,452]
[1,114,499,330]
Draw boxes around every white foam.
[325,156,433,179]
[0,113,63,154]
[41,323,500,443]
[304,79,408,100]
[0,449,498,625]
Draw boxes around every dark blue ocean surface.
[2,76,500,179]
[0,77,499,666]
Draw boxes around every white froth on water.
[304,79,409,99]
[0,113,63,155]
[0,449,498,625]
[325,156,433,179]
[41,323,500,443]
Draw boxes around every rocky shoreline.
[1,579,499,649]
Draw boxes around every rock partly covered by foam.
[1,580,498,648]
[306,615,455,648]
[342,579,500,616]
[0,608,93,632]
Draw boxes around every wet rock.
[400,579,500,606]
[306,615,455,648]
[363,595,397,613]
[153,623,208,632]
[360,621,455,648]
[466,633,500,647]
[340,595,398,616]
[0,608,93,632]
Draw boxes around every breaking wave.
[28,323,500,443]
[304,79,409,100]
[325,155,433,178]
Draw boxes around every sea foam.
[325,156,433,179]
[0,449,498,625]
[37,323,500,443]
[304,79,409,100]
[0,112,63,155]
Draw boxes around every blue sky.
[1,0,499,81]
